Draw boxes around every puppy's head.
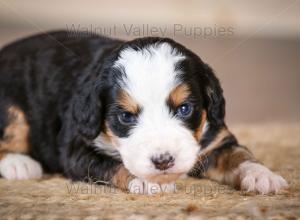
[72,38,225,183]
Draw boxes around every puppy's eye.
[176,103,193,118]
[118,111,137,125]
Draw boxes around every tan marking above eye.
[168,83,191,107]
[117,90,140,114]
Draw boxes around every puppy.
[0,31,287,194]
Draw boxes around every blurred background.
[0,0,299,125]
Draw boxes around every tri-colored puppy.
[0,31,287,194]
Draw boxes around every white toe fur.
[128,178,176,194]
[238,161,288,194]
[0,153,43,180]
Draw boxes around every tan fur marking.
[195,128,232,182]
[102,122,119,147]
[198,128,231,157]
[169,84,191,107]
[111,166,134,190]
[0,151,7,160]
[146,172,183,184]
[204,146,256,187]
[218,147,255,172]
[205,168,224,182]
[117,90,139,114]
[205,168,240,188]
[196,126,257,188]
[193,111,207,141]
[0,106,29,154]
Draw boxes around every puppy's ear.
[202,63,226,129]
[71,82,102,139]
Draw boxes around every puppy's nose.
[151,152,175,170]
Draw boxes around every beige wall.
[0,0,299,124]
[1,0,300,38]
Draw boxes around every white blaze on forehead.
[114,42,185,109]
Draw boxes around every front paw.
[128,178,176,194]
[0,153,43,180]
[238,161,288,194]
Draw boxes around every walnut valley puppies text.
[65,24,234,39]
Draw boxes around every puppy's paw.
[238,161,288,194]
[128,178,176,194]
[0,153,43,180]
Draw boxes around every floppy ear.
[71,82,102,139]
[202,63,226,130]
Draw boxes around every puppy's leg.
[61,141,135,191]
[0,105,43,179]
[190,128,288,194]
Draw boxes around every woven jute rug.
[0,123,299,220]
